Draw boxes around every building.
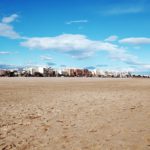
[0,70,7,76]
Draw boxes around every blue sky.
[0,0,150,74]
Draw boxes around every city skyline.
[0,0,150,74]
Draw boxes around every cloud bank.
[21,34,120,58]
[0,14,149,73]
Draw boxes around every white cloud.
[21,33,142,64]
[2,14,18,23]
[126,61,150,70]
[114,56,150,71]
[21,34,120,59]
[119,37,150,44]
[20,33,150,71]
[40,55,53,61]
[105,35,118,42]
[0,51,11,55]
[0,14,20,39]
[102,4,144,16]
[143,64,150,70]
[0,23,20,39]
[66,20,88,25]
[21,34,118,51]
[109,48,138,65]
[108,47,150,72]
[108,7,143,15]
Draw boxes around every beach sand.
[0,78,150,150]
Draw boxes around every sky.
[0,0,150,74]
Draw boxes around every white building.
[24,67,45,75]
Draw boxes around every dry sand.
[0,77,150,150]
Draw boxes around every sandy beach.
[0,78,150,150]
